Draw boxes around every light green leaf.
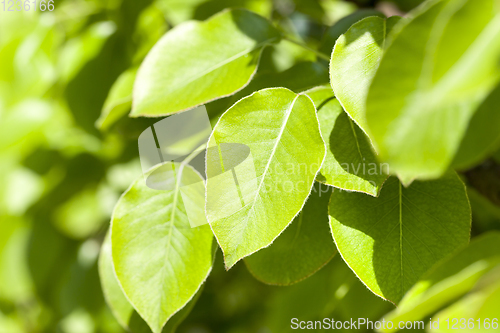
[244,182,336,285]
[329,173,471,304]
[306,86,388,196]
[330,15,401,134]
[366,0,500,183]
[111,163,215,333]
[427,268,500,333]
[206,88,326,269]
[132,9,281,117]
[99,231,201,333]
[96,68,137,131]
[319,9,384,56]
[452,83,500,170]
[378,232,500,332]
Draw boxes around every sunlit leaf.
[319,9,384,60]
[207,88,326,269]
[329,173,471,304]
[99,232,202,333]
[111,163,214,333]
[330,15,401,134]
[379,232,500,332]
[132,9,281,117]
[366,0,500,183]
[427,268,500,333]
[306,86,388,196]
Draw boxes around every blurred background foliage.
[3,0,500,332]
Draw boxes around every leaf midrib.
[157,163,182,332]
[231,94,300,260]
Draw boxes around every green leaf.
[319,9,384,60]
[366,0,500,183]
[306,86,388,196]
[330,15,401,134]
[329,173,471,304]
[427,268,500,333]
[111,163,215,333]
[378,232,500,332]
[99,231,201,333]
[132,9,281,117]
[206,87,326,269]
[244,182,336,285]
[452,83,500,170]
[96,68,137,131]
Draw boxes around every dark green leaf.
[244,182,336,285]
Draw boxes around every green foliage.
[319,9,384,56]
[366,0,500,183]
[427,268,500,332]
[329,174,471,304]
[99,232,201,333]
[3,0,500,332]
[206,88,325,268]
[379,232,500,332]
[330,15,401,133]
[111,163,215,333]
[131,9,281,117]
[307,86,388,196]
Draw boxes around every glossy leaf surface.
[379,232,500,332]
[99,232,201,333]
[329,173,471,304]
[111,163,214,333]
[366,0,500,182]
[330,15,401,134]
[132,9,281,117]
[307,86,388,196]
[207,88,326,269]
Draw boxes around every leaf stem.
[283,36,330,61]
